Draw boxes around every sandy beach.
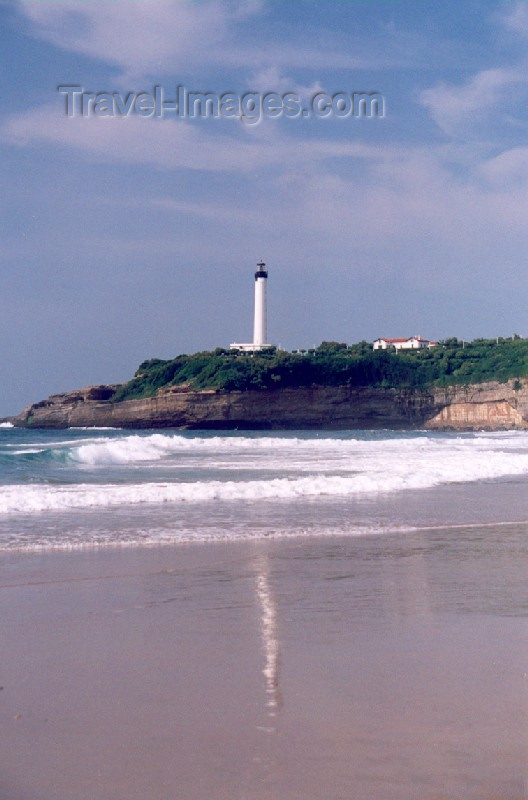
[1,528,528,800]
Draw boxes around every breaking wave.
[32,430,528,467]
[2,430,528,528]
[2,430,528,468]
[3,444,528,514]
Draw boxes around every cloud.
[0,103,383,174]
[499,1,528,38]
[6,97,528,268]
[20,0,242,80]
[148,197,264,227]
[419,68,525,138]
[245,66,323,102]
[480,146,528,187]
[18,0,369,82]
[7,0,528,294]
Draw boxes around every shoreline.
[3,515,528,556]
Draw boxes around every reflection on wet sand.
[380,532,432,620]
[255,554,282,717]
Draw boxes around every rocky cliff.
[425,382,528,430]
[8,379,528,431]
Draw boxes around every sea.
[2,423,528,552]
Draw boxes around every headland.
[7,338,528,431]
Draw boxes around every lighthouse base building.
[230,261,275,353]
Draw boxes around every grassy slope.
[111,338,528,403]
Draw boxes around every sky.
[2,0,528,414]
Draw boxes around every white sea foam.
[5,517,528,553]
[10,449,46,456]
[0,422,14,428]
[2,523,418,552]
[3,439,528,514]
[3,431,528,520]
[68,433,418,466]
[70,434,191,465]
[65,430,528,467]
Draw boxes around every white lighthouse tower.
[230,261,275,352]
[253,261,268,347]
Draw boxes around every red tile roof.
[377,336,437,344]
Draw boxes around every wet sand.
[1,527,528,800]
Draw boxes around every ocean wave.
[0,422,14,428]
[1,446,71,463]
[69,426,119,430]
[3,445,528,514]
[68,433,444,466]
[6,517,528,553]
[0,523,418,552]
[6,434,327,466]
[2,430,527,470]
[61,430,528,466]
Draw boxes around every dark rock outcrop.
[10,379,528,431]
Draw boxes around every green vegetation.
[111,338,528,402]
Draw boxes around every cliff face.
[13,384,435,430]
[10,380,528,431]
[426,382,528,430]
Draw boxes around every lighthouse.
[230,261,275,352]
[253,261,268,347]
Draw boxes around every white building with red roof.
[373,336,438,351]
